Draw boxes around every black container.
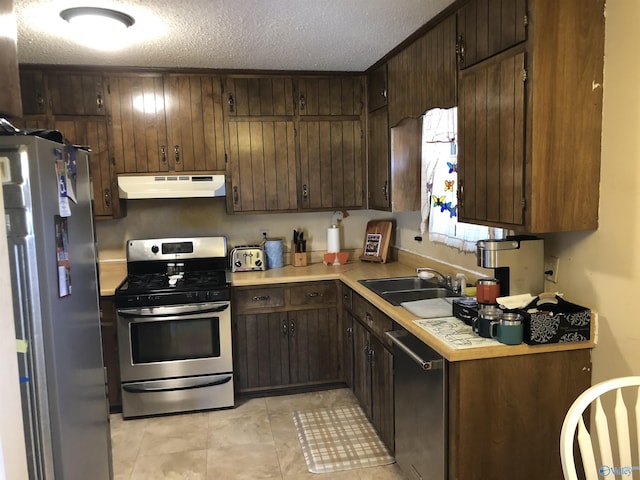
[520,295,591,345]
[452,297,478,326]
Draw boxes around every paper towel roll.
[264,240,283,269]
[327,225,340,253]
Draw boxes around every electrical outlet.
[544,255,560,283]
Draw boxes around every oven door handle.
[117,303,229,318]
[122,375,232,393]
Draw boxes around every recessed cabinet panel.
[227,119,297,212]
[19,69,46,115]
[48,72,106,116]
[224,77,294,116]
[458,50,525,227]
[297,77,363,116]
[298,120,363,210]
[367,65,388,112]
[107,75,168,173]
[367,108,390,210]
[457,0,527,69]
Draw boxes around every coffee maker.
[476,236,544,297]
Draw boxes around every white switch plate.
[544,255,560,283]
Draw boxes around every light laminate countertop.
[98,258,595,362]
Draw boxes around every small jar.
[476,278,500,304]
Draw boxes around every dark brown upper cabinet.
[367,65,388,113]
[297,77,363,116]
[48,72,106,116]
[456,0,527,70]
[224,77,295,117]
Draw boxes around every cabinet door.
[165,75,225,172]
[353,319,372,417]
[367,65,388,112]
[288,308,340,384]
[457,0,527,69]
[48,72,106,116]
[52,118,123,218]
[370,338,394,452]
[367,107,390,210]
[297,77,363,116]
[234,312,290,391]
[107,74,169,173]
[458,50,525,227]
[342,312,354,389]
[298,119,364,210]
[224,77,294,116]
[227,119,297,212]
[19,69,47,115]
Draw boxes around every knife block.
[291,242,308,267]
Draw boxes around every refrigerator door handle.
[122,375,232,393]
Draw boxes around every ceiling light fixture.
[60,7,135,29]
[60,7,135,51]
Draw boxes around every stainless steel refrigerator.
[0,135,112,479]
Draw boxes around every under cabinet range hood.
[118,174,226,199]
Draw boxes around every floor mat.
[292,405,395,474]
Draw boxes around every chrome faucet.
[416,267,452,288]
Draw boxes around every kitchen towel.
[327,225,340,253]
[264,240,283,269]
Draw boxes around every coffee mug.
[474,305,502,338]
[490,321,524,345]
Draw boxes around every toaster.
[230,246,266,272]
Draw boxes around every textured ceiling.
[15,0,454,72]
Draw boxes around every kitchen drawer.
[234,287,285,313]
[352,293,393,346]
[290,281,337,307]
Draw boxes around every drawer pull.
[365,312,373,325]
[252,295,270,302]
[289,320,295,337]
[306,291,322,298]
[282,319,288,337]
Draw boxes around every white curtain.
[420,107,506,252]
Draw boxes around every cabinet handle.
[160,145,167,164]
[174,145,180,163]
[299,94,306,111]
[302,184,308,200]
[282,319,288,337]
[36,92,45,112]
[382,180,388,201]
[458,181,464,208]
[252,295,270,302]
[369,347,375,366]
[346,326,353,339]
[104,188,111,208]
[456,34,466,65]
[289,320,295,337]
[306,291,322,298]
[365,312,373,326]
[233,186,239,204]
[381,84,387,100]
[228,93,235,113]
[96,92,104,110]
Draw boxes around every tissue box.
[452,297,478,326]
[520,296,591,345]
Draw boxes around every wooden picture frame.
[359,220,392,263]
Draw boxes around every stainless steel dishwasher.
[386,328,446,480]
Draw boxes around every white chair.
[560,376,640,480]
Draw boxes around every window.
[420,107,506,252]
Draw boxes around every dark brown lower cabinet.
[232,281,341,394]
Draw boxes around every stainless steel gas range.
[114,237,233,418]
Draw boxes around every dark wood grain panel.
[19,69,46,115]
[290,281,337,307]
[225,77,294,116]
[48,72,105,116]
[106,74,168,173]
[299,119,363,210]
[298,77,362,116]
[367,107,390,210]
[448,349,591,480]
[371,338,394,452]
[227,119,297,212]
[458,0,527,69]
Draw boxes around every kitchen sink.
[358,276,459,306]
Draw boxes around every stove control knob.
[151,245,159,254]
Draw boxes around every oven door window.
[130,317,221,364]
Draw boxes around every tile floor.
[110,387,407,480]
